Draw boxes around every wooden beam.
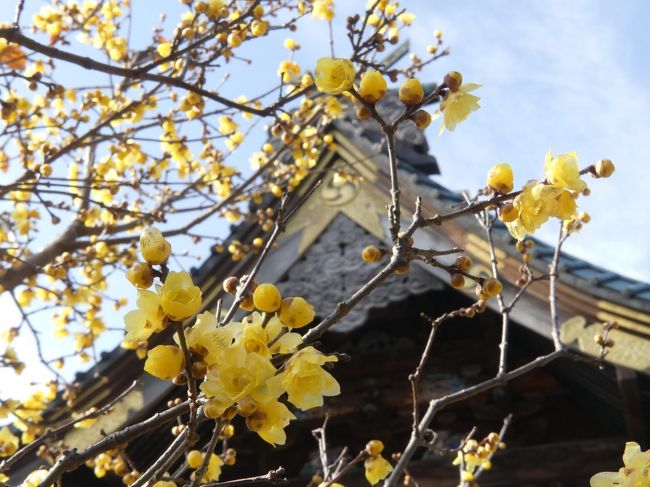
[615,366,647,443]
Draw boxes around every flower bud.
[223,276,239,294]
[237,397,258,417]
[356,106,372,120]
[358,70,387,103]
[145,345,185,380]
[362,245,383,263]
[253,283,282,312]
[139,227,171,265]
[498,202,518,222]
[399,78,424,105]
[126,262,153,289]
[444,71,463,92]
[450,273,465,289]
[487,163,514,194]
[482,278,502,297]
[455,255,472,272]
[411,110,431,129]
[186,450,203,469]
[366,440,384,458]
[595,159,615,178]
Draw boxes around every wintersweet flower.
[144,345,184,380]
[180,312,240,365]
[544,151,587,192]
[234,312,302,356]
[435,83,481,134]
[504,181,577,241]
[200,344,276,403]
[486,163,514,194]
[590,442,650,486]
[152,481,176,487]
[202,453,224,483]
[247,375,296,446]
[160,271,202,321]
[314,58,355,95]
[278,297,315,329]
[21,469,49,487]
[123,289,166,344]
[0,426,19,457]
[365,455,393,485]
[311,0,335,21]
[280,346,340,410]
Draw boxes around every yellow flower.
[0,426,19,457]
[277,60,301,83]
[123,289,166,344]
[156,42,172,58]
[247,376,296,446]
[181,311,240,365]
[278,297,315,329]
[487,163,514,194]
[160,271,202,321]
[590,442,650,487]
[544,151,587,192]
[22,469,48,487]
[312,0,335,21]
[144,345,184,380]
[365,455,393,485]
[505,182,577,240]
[152,481,176,487]
[140,227,171,265]
[234,312,302,356]
[200,343,276,403]
[314,58,355,95]
[435,83,481,134]
[358,70,387,103]
[200,453,223,483]
[280,346,340,410]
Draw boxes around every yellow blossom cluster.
[452,431,504,483]
[487,151,614,241]
[123,229,340,447]
[123,228,201,349]
[313,59,480,135]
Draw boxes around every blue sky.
[1,0,649,398]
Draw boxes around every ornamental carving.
[277,213,444,332]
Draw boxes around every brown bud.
[455,255,473,272]
[172,371,188,386]
[191,360,207,379]
[411,110,431,129]
[444,71,463,92]
[395,264,410,275]
[356,106,372,120]
[223,276,239,294]
[450,273,465,289]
